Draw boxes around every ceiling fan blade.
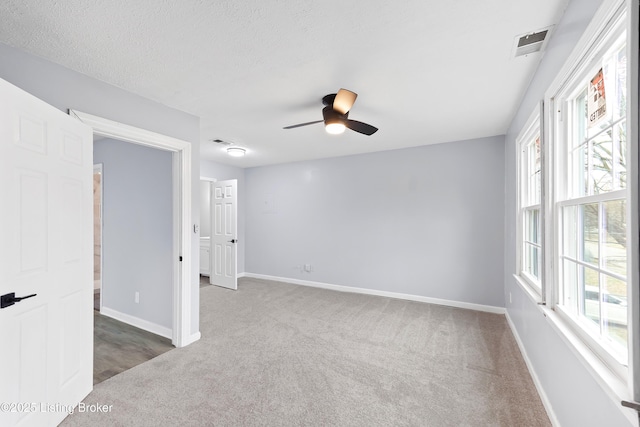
[283,120,324,129]
[333,89,358,115]
[346,120,378,136]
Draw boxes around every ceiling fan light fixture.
[227,147,246,157]
[325,122,346,135]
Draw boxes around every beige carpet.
[62,277,550,426]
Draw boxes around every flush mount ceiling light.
[226,147,246,157]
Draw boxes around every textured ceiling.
[0,0,569,168]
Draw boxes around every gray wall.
[0,43,202,335]
[245,136,505,308]
[95,138,173,329]
[201,160,246,273]
[503,0,633,425]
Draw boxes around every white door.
[210,180,237,290]
[0,78,93,426]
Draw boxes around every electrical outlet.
[304,264,312,272]
[135,291,140,304]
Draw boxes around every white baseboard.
[505,311,560,427]
[237,272,247,278]
[100,306,173,340]
[241,272,505,314]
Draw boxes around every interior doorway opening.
[71,109,195,349]
[91,136,175,385]
[199,178,238,290]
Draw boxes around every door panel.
[18,170,48,273]
[210,180,237,290]
[0,77,93,427]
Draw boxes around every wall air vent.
[512,26,553,58]
[210,138,234,146]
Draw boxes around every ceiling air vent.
[210,138,234,146]
[513,26,553,58]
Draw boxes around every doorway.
[92,136,176,385]
[199,178,238,290]
[71,109,196,348]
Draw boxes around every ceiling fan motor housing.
[322,105,347,125]
[322,93,337,107]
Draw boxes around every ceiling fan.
[283,88,378,136]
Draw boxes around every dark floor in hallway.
[200,274,210,288]
[93,311,174,385]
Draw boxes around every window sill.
[539,302,636,424]
[513,274,543,305]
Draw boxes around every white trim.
[545,0,626,101]
[100,307,173,340]
[627,0,640,402]
[70,110,196,348]
[556,189,627,206]
[93,163,104,312]
[513,274,544,305]
[181,332,202,347]
[243,273,505,314]
[543,305,637,425]
[554,303,628,377]
[505,311,560,427]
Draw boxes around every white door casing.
[69,110,197,348]
[210,180,237,290]
[0,78,93,426]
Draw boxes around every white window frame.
[516,103,544,297]
[556,24,628,375]
[543,0,638,410]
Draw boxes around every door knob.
[1,292,37,309]
[228,239,238,244]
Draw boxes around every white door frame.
[200,177,216,243]
[93,163,103,312]
[200,177,216,278]
[70,110,195,347]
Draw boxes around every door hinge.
[179,256,183,262]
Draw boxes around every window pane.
[525,209,540,244]
[581,204,599,266]
[562,260,578,314]
[587,68,611,139]
[570,143,588,197]
[591,128,613,194]
[563,206,578,259]
[613,46,627,120]
[524,244,540,281]
[531,137,541,204]
[602,275,627,351]
[574,90,587,147]
[524,136,541,206]
[581,265,600,328]
[603,199,626,276]
[614,120,626,189]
